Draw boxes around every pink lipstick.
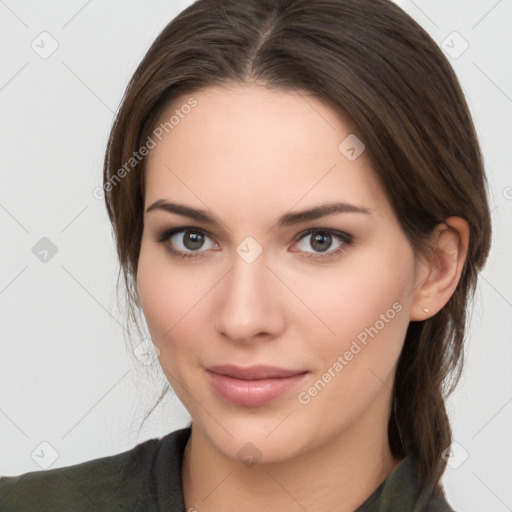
[206,365,308,407]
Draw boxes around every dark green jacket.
[0,426,455,511]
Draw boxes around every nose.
[213,254,286,343]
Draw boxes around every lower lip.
[207,371,308,407]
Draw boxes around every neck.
[182,391,402,512]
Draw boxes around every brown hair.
[103,0,492,486]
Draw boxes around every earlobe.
[410,216,469,321]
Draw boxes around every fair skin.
[136,83,469,512]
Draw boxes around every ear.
[410,216,470,321]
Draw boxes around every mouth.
[206,365,309,407]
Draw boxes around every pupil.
[184,231,204,250]
[311,232,331,252]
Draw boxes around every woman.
[0,0,492,510]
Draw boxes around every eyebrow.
[145,199,371,228]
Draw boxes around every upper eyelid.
[156,225,217,241]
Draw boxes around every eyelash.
[153,226,354,261]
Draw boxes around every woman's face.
[137,83,424,463]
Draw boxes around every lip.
[206,365,308,407]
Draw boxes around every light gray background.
[0,1,511,510]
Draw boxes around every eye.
[155,227,219,258]
[155,226,352,261]
[292,229,353,258]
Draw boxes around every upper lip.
[207,365,307,380]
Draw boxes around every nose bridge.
[214,250,283,341]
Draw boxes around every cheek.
[289,262,412,431]
[136,242,205,347]
[324,269,408,341]
[295,240,415,372]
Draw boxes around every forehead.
[144,83,388,219]
[150,82,359,159]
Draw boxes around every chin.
[192,412,317,466]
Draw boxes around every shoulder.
[0,429,185,512]
[396,457,457,512]
[357,456,457,512]
[424,484,457,512]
